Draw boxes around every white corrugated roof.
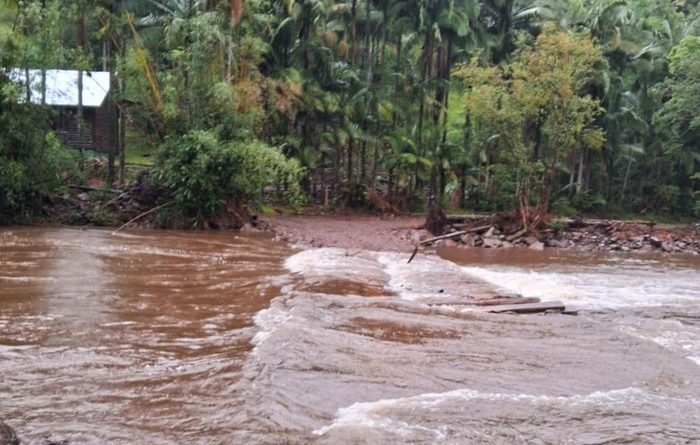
[7,69,111,107]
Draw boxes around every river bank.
[263,213,700,255]
[8,180,700,256]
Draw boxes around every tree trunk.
[347,138,353,184]
[77,0,87,172]
[350,0,357,64]
[78,70,85,172]
[364,0,372,82]
[107,45,116,187]
[576,150,585,195]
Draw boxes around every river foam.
[313,386,700,443]
[225,247,700,443]
[460,263,700,309]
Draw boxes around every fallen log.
[68,184,123,194]
[445,214,487,224]
[506,228,528,242]
[563,217,655,228]
[407,225,496,263]
[112,201,174,235]
[418,230,470,246]
[408,230,470,263]
[484,301,565,314]
[419,225,494,246]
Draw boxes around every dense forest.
[0,0,698,229]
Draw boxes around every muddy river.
[1,227,698,444]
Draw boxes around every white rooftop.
[7,69,111,108]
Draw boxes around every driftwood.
[407,230,469,263]
[420,225,494,246]
[445,214,489,223]
[112,201,174,235]
[506,228,528,242]
[419,230,470,246]
[565,217,655,228]
[407,225,497,263]
[484,301,565,314]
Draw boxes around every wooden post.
[78,69,85,172]
[118,100,126,186]
[107,69,116,187]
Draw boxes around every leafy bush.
[548,219,568,233]
[155,130,302,217]
[571,191,607,213]
[653,185,680,213]
[551,198,577,217]
[0,77,75,219]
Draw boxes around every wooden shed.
[9,69,115,153]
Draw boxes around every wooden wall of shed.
[53,104,114,153]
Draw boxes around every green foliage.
[654,36,700,178]
[0,75,75,218]
[548,218,568,233]
[2,0,700,225]
[155,130,302,217]
[454,27,606,222]
[652,184,681,213]
[551,199,577,217]
[571,191,607,213]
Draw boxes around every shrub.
[653,185,680,213]
[155,130,302,217]
[0,77,76,219]
[552,198,577,217]
[571,191,607,213]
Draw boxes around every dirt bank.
[263,213,700,255]
[262,214,426,252]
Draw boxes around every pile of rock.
[412,214,700,255]
[547,221,700,254]
[461,226,545,251]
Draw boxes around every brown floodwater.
[1,227,699,444]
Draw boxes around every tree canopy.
[0,0,698,226]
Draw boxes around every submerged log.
[484,301,565,314]
[475,296,541,306]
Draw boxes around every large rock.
[482,237,502,248]
[0,422,19,445]
[529,241,545,251]
[523,236,539,246]
[546,238,569,248]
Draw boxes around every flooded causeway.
[1,228,699,444]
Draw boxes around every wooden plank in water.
[485,301,565,314]
[475,297,541,306]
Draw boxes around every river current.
[1,227,698,444]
